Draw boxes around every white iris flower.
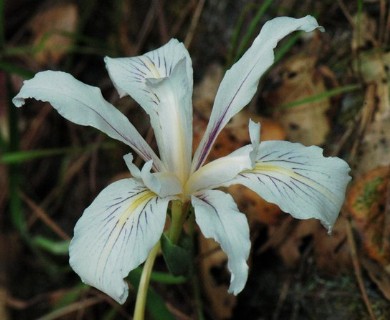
[13,16,351,304]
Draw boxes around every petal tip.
[12,95,25,107]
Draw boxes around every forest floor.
[1,0,390,319]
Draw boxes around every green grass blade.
[0,61,35,79]
[1,142,115,164]
[7,77,26,235]
[278,84,361,109]
[32,236,70,255]
[274,32,302,63]
[230,0,273,65]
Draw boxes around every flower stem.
[133,242,160,320]
[169,200,185,244]
[133,200,186,319]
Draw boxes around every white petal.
[192,16,322,171]
[186,145,253,195]
[192,190,250,294]
[13,71,163,171]
[228,141,351,231]
[105,39,193,182]
[123,153,141,179]
[140,160,183,197]
[248,119,260,165]
[124,154,182,197]
[69,178,172,304]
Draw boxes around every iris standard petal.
[186,145,253,195]
[105,39,193,181]
[69,178,173,304]
[192,190,250,294]
[228,141,351,232]
[140,160,183,197]
[192,16,323,171]
[12,71,163,171]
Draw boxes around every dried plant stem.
[345,220,376,320]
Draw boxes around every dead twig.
[133,0,158,54]
[345,219,376,320]
[184,0,205,49]
[37,297,102,320]
[20,192,70,240]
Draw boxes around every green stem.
[133,242,160,320]
[133,200,186,319]
[169,200,185,244]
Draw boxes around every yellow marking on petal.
[139,56,162,78]
[96,190,156,278]
[250,162,336,203]
[118,190,156,226]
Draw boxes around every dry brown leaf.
[264,216,350,274]
[264,54,332,146]
[198,236,236,320]
[228,184,281,226]
[313,216,351,274]
[272,219,318,267]
[351,12,377,51]
[193,63,224,119]
[352,51,390,176]
[29,3,78,65]
[347,166,390,268]
[193,109,285,160]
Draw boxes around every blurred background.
[1,0,390,319]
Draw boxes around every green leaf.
[131,267,187,285]
[161,233,191,277]
[32,236,70,255]
[0,61,34,78]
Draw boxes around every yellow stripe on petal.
[119,190,157,225]
[226,140,351,231]
[251,162,337,203]
[69,179,171,304]
[96,189,157,284]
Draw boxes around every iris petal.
[69,178,173,304]
[192,190,250,294]
[12,71,163,171]
[105,39,193,181]
[192,16,322,171]
[226,141,351,231]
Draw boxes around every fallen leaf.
[228,184,281,226]
[347,166,390,267]
[351,12,377,51]
[313,216,351,274]
[264,53,333,146]
[29,3,78,65]
[352,51,390,176]
[262,216,350,274]
[198,235,236,320]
